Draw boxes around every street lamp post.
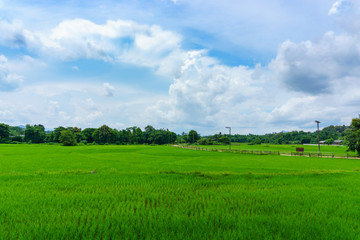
[225,127,231,151]
[315,120,321,154]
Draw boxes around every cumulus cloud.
[70,98,103,124]
[0,18,182,76]
[144,23,360,133]
[328,0,353,15]
[103,83,115,97]
[0,20,28,48]
[1,14,360,133]
[270,31,360,95]
[0,55,23,91]
[147,50,266,129]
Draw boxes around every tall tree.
[53,126,66,143]
[0,123,10,142]
[93,125,115,144]
[345,118,360,156]
[24,124,46,143]
[188,130,200,144]
[82,128,96,143]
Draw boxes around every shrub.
[59,130,77,146]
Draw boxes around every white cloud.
[0,18,182,76]
[103,82,115,97]
[1,12,360,133]
[328,0,353,15]
[270,31,360,95]
[145,26,360,133]
[0,55,24,91]
[70,98,103,124]
[147,51,267,131]
[0,20,27,48]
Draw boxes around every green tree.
[219,136,230,144]
[0,123,10,143]
[53,126,66,142]
[59,130,77,146]
[345,118,360,156]
[126,127,143,144]
[82,128,96,143]
[188,130,200,144]
[325,138,334,145]
[9,126,24,136]
[250,137,262,145]
[24,124,46,143]
[93,125,115,144]
[198,138,208,145]
[72,126,82,143]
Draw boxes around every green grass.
[191,143,357,157]
[0,144,360,239]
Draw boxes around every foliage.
[59,130,77,146]
[93,125,116,144]
[9,126,25,136]
[82,128,96,143]
[219,136,230,144]
[188,130,200,144]
[198,138,208,145]
[249,137,262,145]
[225,125,348,145]
[0,123,10,143]
[0,122,351,147]
[10,136,23,142]
[24,124,46,143]
[53,126,66,142]
[345,118,360,156]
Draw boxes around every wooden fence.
[175,145,358,159]
[176,145,280,155]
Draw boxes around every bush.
[11,136,23,142]
[250,138,262,145]
[59,130,77,146]
[198,138,208,145]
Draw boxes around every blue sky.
[0,0,359,134]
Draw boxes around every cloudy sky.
[0,0,359,134]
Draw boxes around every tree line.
[194,125,348,146]
[231,125,349,145]
[0,124,179,146]
[1,120,360,155]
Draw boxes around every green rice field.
[1,144,360,239]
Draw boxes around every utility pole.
[315,120,321,154]
[225,127,231,150]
